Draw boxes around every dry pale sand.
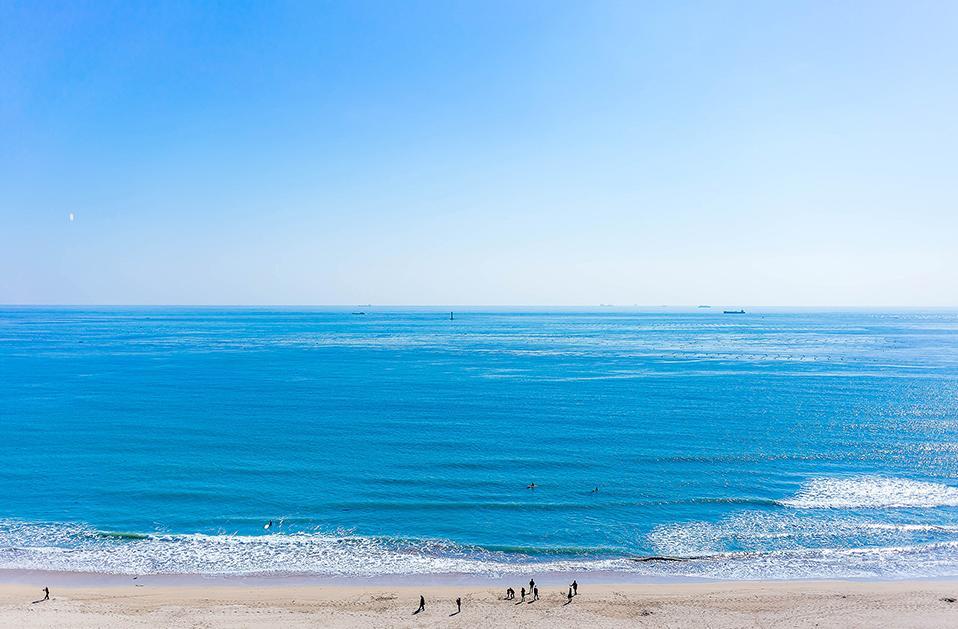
[3,579,958,628]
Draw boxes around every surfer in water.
[527,482,537,489]
[264,520,272,530]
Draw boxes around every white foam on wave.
[5,518,958,580]
[645,510,958,579]
[647,511,958,556]
[647,541,958,580]
[0,521,625,577]
[780,477,958,509]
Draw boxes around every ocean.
[2,307,958,580]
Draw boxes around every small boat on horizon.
[723,309,746,314]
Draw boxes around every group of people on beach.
[414,578,579,615]
[36,580,581,617]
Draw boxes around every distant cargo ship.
[723,309,746,314]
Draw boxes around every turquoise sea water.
[2,307,958,579]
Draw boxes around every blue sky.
[2,1,956,305]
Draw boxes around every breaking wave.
[4,519,958,580]
[0,520,622,577]
[779,477,958,509]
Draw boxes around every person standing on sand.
[506,587,514,600]
[416,595,425,613]
[567,588,573,604]
[572,579,578,595]
[456,597,461,614]
[520,587,526,602]
[32,587,50,604]
[529,578,535,592]
[533,586,539,601]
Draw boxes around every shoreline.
[5,567,957,588]
[3,577,958,627]
[0,568,716,588]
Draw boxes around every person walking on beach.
[572,579,578,595]
[456,597,461,614]
[533,586,539,601]
[416,594,425,614]
[32,587,50,604]
[506,587,515,600]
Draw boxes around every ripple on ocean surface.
[1,308,957,579]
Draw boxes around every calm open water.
[2,307,958,579]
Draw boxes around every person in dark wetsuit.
[416,595,425,613]
[456,597,461,613]
[529,578,535,592]
[506,587,514,600]
[572,579,578,595]
[520,587,526,602]
[533,586,539,601]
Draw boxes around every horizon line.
[2,304,958,310]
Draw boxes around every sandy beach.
[3,577,958,628]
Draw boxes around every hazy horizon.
[3,303,957,310]
[3,1,957,306]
